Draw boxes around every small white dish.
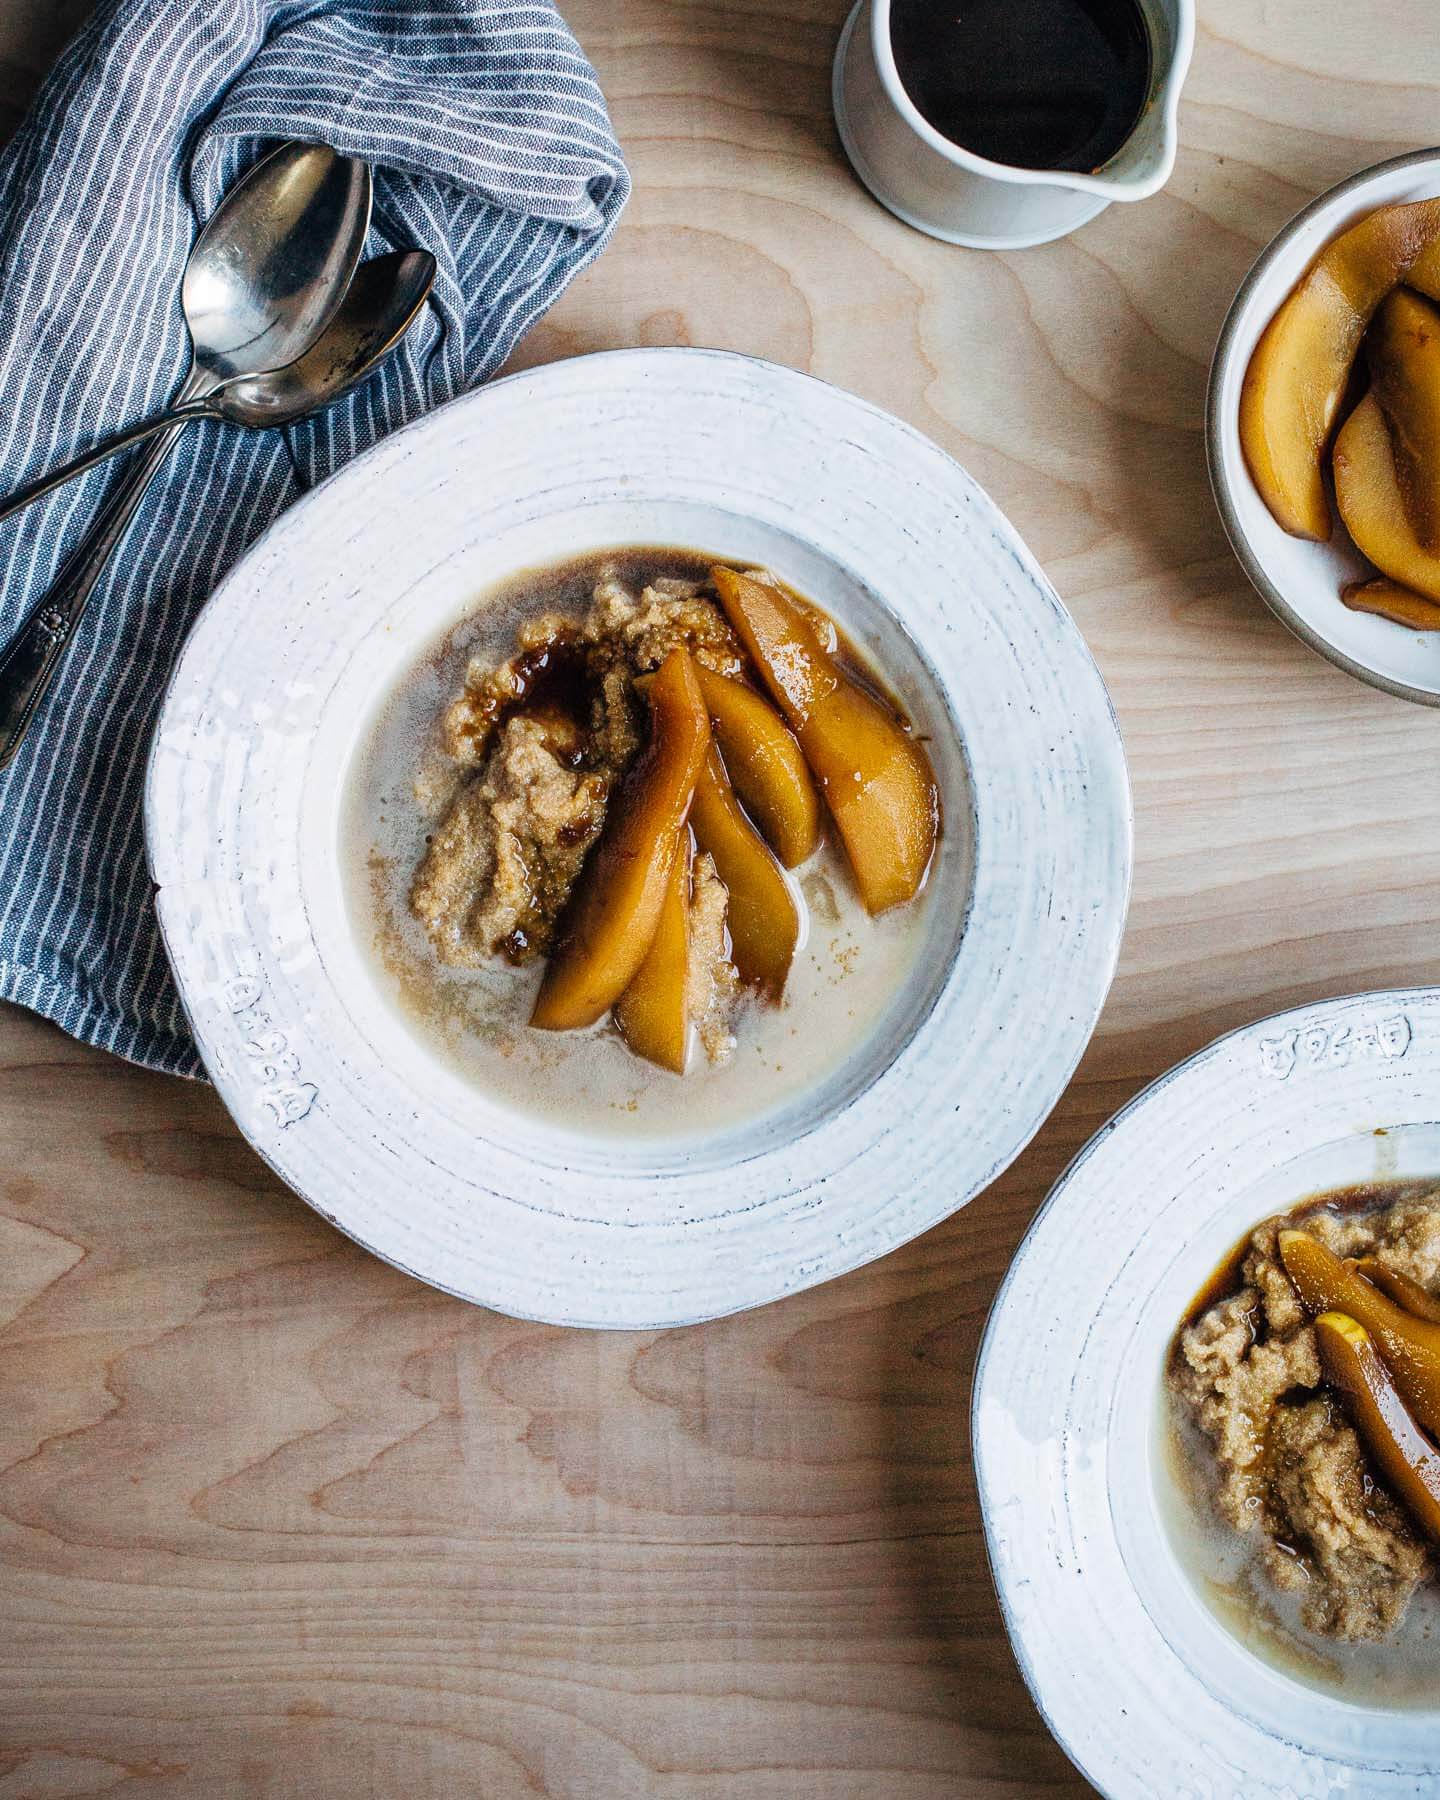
[974,986,1440,1798]
[146,347,1130,1329]
[1208,148,1440,707]
[832,0,1193,250]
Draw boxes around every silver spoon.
[0,141,373,771]
[0,249,435,525]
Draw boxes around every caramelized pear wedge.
[711,567,939,915]
[689,744,798,998]
[1350,1257,1440,1325]
[1333,393,1440,603]
[1369,286,1440,547]
[532,649,709,1031]
[1279,1229,1440,1440]
[1240,198,1440,541]
[1409,233,1440,302]
[613,831,692,1074]
[1314,1312,1440,1546]
[694,665,821,868]
[1341,577,1440,629]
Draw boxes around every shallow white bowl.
[975,986,1440,1797]
[146,347,1130,1329]
[1208,148,1440,707]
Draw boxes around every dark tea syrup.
[890,0,1153,176]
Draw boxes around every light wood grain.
[3,3,1440,1796]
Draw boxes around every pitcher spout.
[1071,0,1196,203]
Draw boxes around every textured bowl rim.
[1206,146,1440,709]
[973,983,1440,1796]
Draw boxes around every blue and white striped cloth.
[0,0,628,1077]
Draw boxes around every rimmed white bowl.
[146,347,1130,1329]
[1209,148,1440,707]
[975,986,1440,1797]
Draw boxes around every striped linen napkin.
[0,0,628,1077]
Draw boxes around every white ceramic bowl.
[146,347,1130,1329]
[974,986,1440,1797]
[1209,148,1440,707]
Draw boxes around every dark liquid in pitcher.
[890,0,1152,175]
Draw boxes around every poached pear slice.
[689,743,798,998]
[1333,392,1440,603]
[1239,197,1440,541]
[1315,1311,1440,1546]
[1279,1229,1440,1441]
[694,664,820,868]
[1340,576,1440,629]
[1369,286,1440,547]
[532,648,709,1032]
[613,830,693,1074]
[1350,1258,1440,1325]
[1408,232,1440,303]
[711,566,939,915]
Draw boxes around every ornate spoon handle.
[0,420,187,772]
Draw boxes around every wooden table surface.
[4,4,1440,1796]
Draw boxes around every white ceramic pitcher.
[832,0,1195,249]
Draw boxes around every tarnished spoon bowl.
[182,141,373,386]
[215,250,436,426]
